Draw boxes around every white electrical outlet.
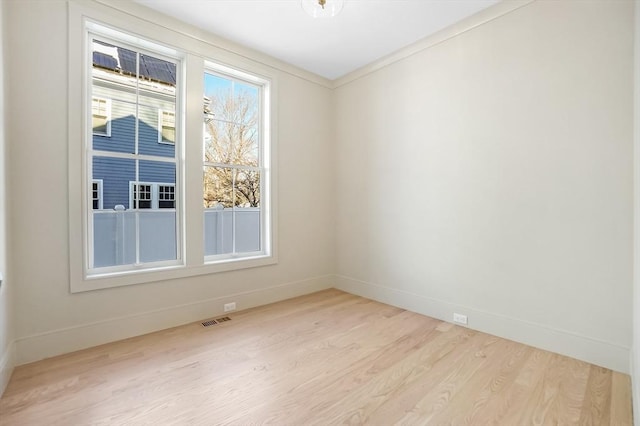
[224,302,236,312]
[453,313,468,325]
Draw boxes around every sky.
[204,72,258,100]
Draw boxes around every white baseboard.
[335,275,630,374]
[0,340,15,397]
[12,273,631,375]
[15,275,334,366]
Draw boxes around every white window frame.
[92,97,111,137]
[68,4,278,293]
[203,65,271,264]
[83,26,184,283]
[158,109,176,145]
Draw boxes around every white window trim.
[158,109,176,145]
[68,2,278,293]
[92,97,111,137]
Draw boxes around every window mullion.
[183,53,205,267]
[134,50,141,265]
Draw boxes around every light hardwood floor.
[0,289,632,425]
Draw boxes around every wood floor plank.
[578,365,613,425]
[390,334,512,425]
[610,372,633,426]
[427,339,533,425]
[0,289,633,425]
[489,348,554,425]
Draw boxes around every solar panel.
[92,40,176,86]
[140,54,177,85]
[117,48,137,77]
[92,52,118,70]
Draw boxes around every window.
[159,110,175,144]
[70,14,276,292]
[88,34,180,273]
[92,97,111,136]
[129,182,175,209]
[203,69,265,258]
[131,183,152,209]
[158,184,175,208]
[92,180,103,210]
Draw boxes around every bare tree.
[203,89,260,208]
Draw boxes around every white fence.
[93,208,260,268]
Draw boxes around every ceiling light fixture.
[301,0,345,18]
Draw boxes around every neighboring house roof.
[93,40,176,86]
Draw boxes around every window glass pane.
[236,125,258,166]
[139,160,176,192]
[139,54,177,157]
[92,40,137,153]
[138,209,177,263]
[137,52,176,157]
[203,166,233,256]
[138,103,175,157]
[138,104,159,155]
[93,210,137,268]
[204,73,232,121]
[204,120,232,164]
[204,121,258,166]
[95,97,135,154]
[234,206,260,253]
[140,53,177,86]
[235,170,260,208]
[234,82,259,126]
[93,156,135,210]
[203,204,234,256]
[92,156,136,268]
[234,170,261,253]
[203,166,261,256]
[203,166,233,208]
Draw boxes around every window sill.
[70,254,277,293]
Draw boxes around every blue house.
[91,40,177,211]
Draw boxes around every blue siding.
[139,161,175,184]
[93,112,175,158]
[93,157,175,209]
[92,85,177,209]
[93,112,135,154]
[93,157,135,209]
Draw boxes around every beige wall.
[5,0,335,364]
[334,0,634,372]
[0,0,13,395]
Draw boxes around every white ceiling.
[133,0,499,80]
